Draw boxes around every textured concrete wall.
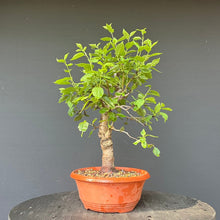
[1,0,219,218]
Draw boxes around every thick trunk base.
[100,166,117,173]
[98,113,115,173]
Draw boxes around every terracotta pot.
[70,167,150,213]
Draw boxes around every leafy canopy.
[55,24,172,157]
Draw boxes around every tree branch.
[119,106,145,126]
[112,127,138,141]
[124,70,138,91]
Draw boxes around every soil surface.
[74,168,142,178]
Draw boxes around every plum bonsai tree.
[55,24,172,173]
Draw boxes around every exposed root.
[100,166,117,173]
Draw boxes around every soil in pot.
[74,168,142,178]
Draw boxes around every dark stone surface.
[8,191,216,220]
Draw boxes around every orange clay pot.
[70,167,150,213]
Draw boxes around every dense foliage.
[55,24,172,157]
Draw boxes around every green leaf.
[149,90,160,97]
[151,67,162,73]
[143,45,151,53]
[133,41,140,49]
[147,134,159,138]
[133,140,140,145]
[78,120,89,132]
[148,124,153,131]
[149,53,162,58]
[101,37,112,41]
[162,107,173,111]
[145,84,152,88]
[117,113,126,118]
[118,35,126,42]
[160,112,168,122]
[89,44,98,49]
[152,41,158,47]
[92,118,98,125]
[145,115,152,122]
[71,52,84,61]
[141,139,147,149]
[99,108,109,114]
[64,52,69,60]
[146,97,156,104]
[111,97,119,105]
[54,77,71,85]
[134,99,145,110]
[68,106,75,117]
[115,42,125,57]
[88,129,94,137]
[144,39,152,47]
[76,43,83,49]
[56,58,65,63]
[138,93,144,99]
[135,55,145,62]
[123,29,130,39]
[141,129,146,136]
[125,42,134,50]
[137,28,146,35]
[112,38,118,45]
[133,36,142,41]
[126,50,136,55]
[130,31,136,37]
[153,147,160,157]
[74,114,83,121]
[109,87,115,93]
[67,100,73,108]
[103,23,114,33]
[108,112,116,122]
[76,63,93,71]
[92,87,104,99]
[161,103,165,107]
[59,87,75,95]
[136,108,146,117]
[147,144,154,149]
[142,70,152,79]
[58,95,68,103]
[154,103,161,114]
[80,73,93,82]
[151,58,160,66]
[64,69,71,73]
[103,96,115,108]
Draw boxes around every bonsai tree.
[55,24,172,173]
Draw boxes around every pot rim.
[70,166,150,183]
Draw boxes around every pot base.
[82,199,139,213]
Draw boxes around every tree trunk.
[98,113,115,173]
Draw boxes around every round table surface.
[9,191,216,220]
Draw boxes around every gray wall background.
[1,0,220,218]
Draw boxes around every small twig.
[124,70,138,91]
[116,105,132,111]
[125,116,142,121]
[106,84,110,96]
[64,61,75,86]
[115,92,130,102]
[112,127,138,141]
[92,124,99,129]
[120,106,145,126]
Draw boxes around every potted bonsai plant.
[54,24,172,213]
